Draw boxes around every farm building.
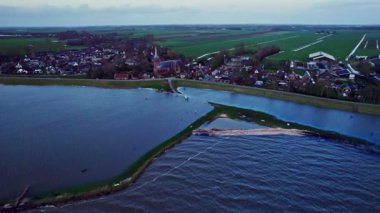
[309,51,336,62]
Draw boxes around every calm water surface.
[2,84,380,212]
[45,118,380,212]
[179,87,380,144]
[0,85,212,199]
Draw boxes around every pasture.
[355,32,380,57]
[269,31,366,62]
[0,37,85,56]
[144,28,369,63]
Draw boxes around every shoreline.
[0,107,220,212]
[173,79,380,116]
[1,80,379,211]
[2,104,378,212]
[193,128,308,136]
[1,77,379,116]
[0,77,172,92]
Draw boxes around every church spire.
[154,47,159,58]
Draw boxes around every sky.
[0,0,379,27]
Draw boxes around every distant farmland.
[137,29,378,62]
[0,37,85,56]
[158,30,296,58]
[355,32,380,57]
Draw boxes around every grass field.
[268,31,366,62]
[125,28,373,63]
[159,31,297,58]
[0,37,85,55]
[146,29,370,62]
[355,32,380,57]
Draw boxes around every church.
[153,47,182,77]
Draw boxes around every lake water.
[179,87,380,144]
[2,84,379,212]
[0,85,212,199]
[44,118,380,212]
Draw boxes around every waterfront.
[179,87,380,144]
[0,85,212,199]
[42,118,380,212]
[1,84,379,211]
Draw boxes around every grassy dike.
[1,77,378,211]
[0,77,171,91]
[211,104,378,152]
[2,104,378,211]
[172,79,380,116]
[2,107,220,211]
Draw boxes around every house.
[291,61,306,70]
[254,80,264,87]
[114,73,130,80]
[307,62,318,70]
[355,56,368,60]
[309,51,336,62]
[15,63,23,70]
[334,69,351,78]
[17,69,28,74]
[33,69,43,74]
[318,70,337,80]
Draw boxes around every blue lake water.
[179,87,380,144]
[1,84,379,212]
[0,85,212,199]
[47,118,380,212]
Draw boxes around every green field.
[158,31,297,58]
[355,32,380,57]
[267,31,367,62]
[134,29,372,62]
[0,37,85,55]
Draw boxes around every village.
[0,31,379,104]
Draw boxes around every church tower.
[153,47,160,76]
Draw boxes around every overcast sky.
[0,0,378,27]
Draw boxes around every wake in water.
[55,138,224,209]
[126,139,223,194]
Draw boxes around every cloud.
[0,5,198,26]
[0,1,378,26]
[315,0,380,9]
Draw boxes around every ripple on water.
[38,132,380,213]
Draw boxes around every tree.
[210,50,228,70]
[234,43,245,56]
[279,60,291,72]
[360,86,380,104]
[252,46,280,62]
[357,61,374,77]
